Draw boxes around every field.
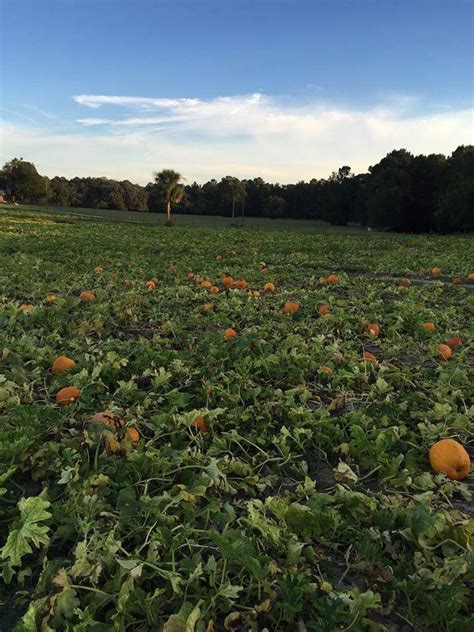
[1,203,374,235]
[1,208,473,631]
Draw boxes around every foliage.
[0,208,473,631]
[2,145,473,232]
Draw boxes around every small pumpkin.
[429,438,470,480]
[438,343,452,361]
[44,294,57,305]
[399,278,411,286]
[224,327,237,339]
[445,336,463,349]
[19,303,35,313]
[452,277,462,285]
[145,280,156,290]
[94,266,103,273]
[326,274,339,284]
[284,301,300,314]
[210,286,220,294]
[320,365,333,374]
[235,279,248,289]
[468,273,474,281]
[222,275,234,288]
[192,416,209,433]
[264,282,275,293]
[202,303,214,312]
[422,322,436,332]
[80,291,96,302]
[366,323,380,337]
[431,266,441,276]
[318,305,332,316]
[215,255,222,262]
[362,351,377,364]
[201,280,212,289]
[56,386,81,406]
[52,356,76,374]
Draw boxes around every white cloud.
[1,92,473,183]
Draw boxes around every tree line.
[1,145,472,233]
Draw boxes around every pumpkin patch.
[1,207,472,631]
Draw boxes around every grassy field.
[1,203,374,235]
[1,208,473,631]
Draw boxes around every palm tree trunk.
[166,200,171,222]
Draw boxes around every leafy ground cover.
[1,209,473,631]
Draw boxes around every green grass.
[1,203,374,234]
[0,208,473,631]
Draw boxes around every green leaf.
[1,497,51,567]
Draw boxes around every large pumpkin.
[429,439,470,480]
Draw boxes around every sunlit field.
[1,208,473,631]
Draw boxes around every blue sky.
[1,0,473,183]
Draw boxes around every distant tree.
[366,149,414,230]
[0,158,45,202]
[152,169,184,222]
[219,176,246,219]
[49,176,70,206]
[408,153,446,232]
[263,195,287,219]
[435,145,474,232]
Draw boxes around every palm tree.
[153,169,184,223]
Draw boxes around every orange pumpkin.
[201,280,212,289]
[145,280,156,290]
[202,303,214,313]
[452,277,462,285]
[94,266,103,273]
[366,323,381,337]
[438,343,452,361]
[56,386,81,406]
[235,279,248,289]
[124,427,140,443]
[318,305,332,316]
[216,255,223,261]
[362,351,377,364]
[468,273,474,281]
[422,322,436,332]
[264,282,275,293]
[52,356,76,374]
[429,438,470,480]
[319,365,333,373]
[326,274,339,284]
[222,275,234,288]
[284,301,300,314]
[19,303,34,313]
[210,286,220,294]
[80,291,96,302]
[445,336,463,349]
[44,294,57,305]
[192,416,209,433]
[431,266,441,276]
[224,327,237,339]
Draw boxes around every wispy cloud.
[1,92,473,183]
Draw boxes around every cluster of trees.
[1,145,472,233]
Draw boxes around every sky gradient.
[1,0,473,183]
